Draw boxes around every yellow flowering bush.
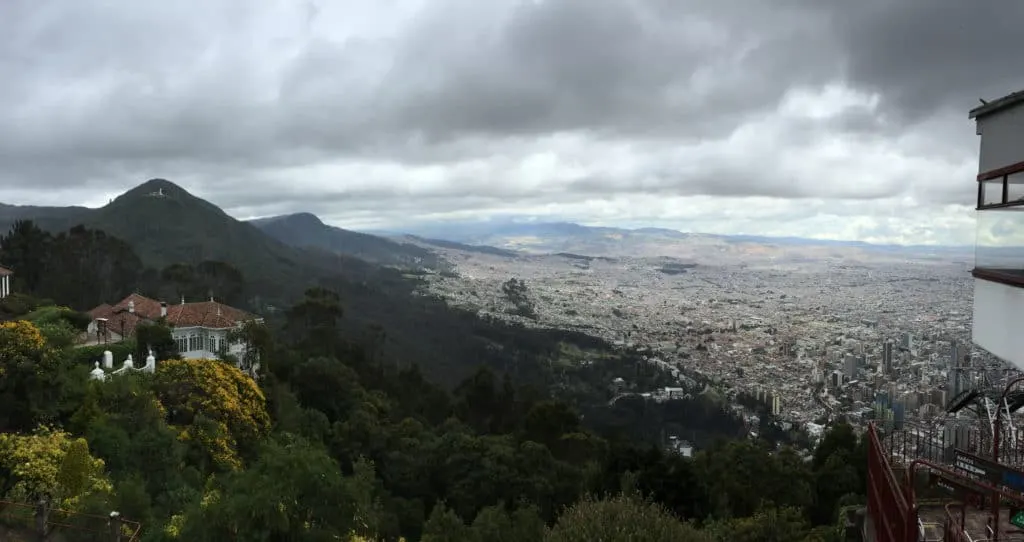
[163,514,187,538]
[156,358,271,471]
[0,426,112,509]
[0,320,49,378]
[0,319,46,347]
[179,422,242,471]
[0,320,46,352]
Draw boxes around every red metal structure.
[867,423,918,541]
[867,421,1024,541]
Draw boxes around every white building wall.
[972,278,1024,370]
[172,327,234,360]
[977,106,1024,174]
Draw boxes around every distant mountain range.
[0,179,976,383]
[248,212,448,269]
[0,184,973,270]
[0,179,399,303]
[398,236,520,258]
[0,178,611,387]
[370,220,974,261]
[0,181,448,275]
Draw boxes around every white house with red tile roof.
[87,293,263,365]
[0,265,12,299]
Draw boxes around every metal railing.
[881,418,1024,473]
[867,423,918,542]
[0,499,141,541]
[944,503,974,542]
[919,519,944,541]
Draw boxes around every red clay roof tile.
[100,311,147,337]
[165,300,258,328]
[111,293,163,319]
[88,294,259,335]
[88,304,114,319]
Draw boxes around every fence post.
[109,511,122,542]
[34,495,49,540]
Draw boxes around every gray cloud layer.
[0,0,1021,243]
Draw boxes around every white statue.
[90,362,106,381]
[144,347,156,374]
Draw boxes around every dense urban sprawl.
[418,249,1004,440]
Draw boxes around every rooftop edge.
[969,88,1024,120]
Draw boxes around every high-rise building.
[892,400,906,430]
[900,332,914,352]
[950,340,965,370]
[844,353,858,382]
[948,340,969,398]
[882,340,894,375]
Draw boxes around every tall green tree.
[160,260,246,306]
[0,320,65,432]
[39,225,144,309]
[470,503,546,542]
[175,438,357,541]
[705,505,816,542]
[135,320,180,363]
[546,493,712,542]
[0,219,52,294]
[287,287,344,357]
[422,501,476,542]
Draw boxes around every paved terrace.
[918,502,1024,541]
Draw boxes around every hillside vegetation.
[0,179,867,540]
[0,180,622,387]
[251,212,447,270]
[0,287,866,541]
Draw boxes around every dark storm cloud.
[800,0,1024,122]
[0,0,843,189]
[0,0,1013,233]
[378,0,839,141]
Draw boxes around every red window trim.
[978,159,1024,182]
[973,267,1024,288]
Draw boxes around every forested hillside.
[251,212,447,270]
[0,286,867,541]
[0,176,631,388]
[0,190,867,540]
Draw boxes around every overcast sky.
[2,0,1022,245]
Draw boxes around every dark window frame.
[972,268,1024,288]
[977,160,1024,209]
[974,161,1024,287]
